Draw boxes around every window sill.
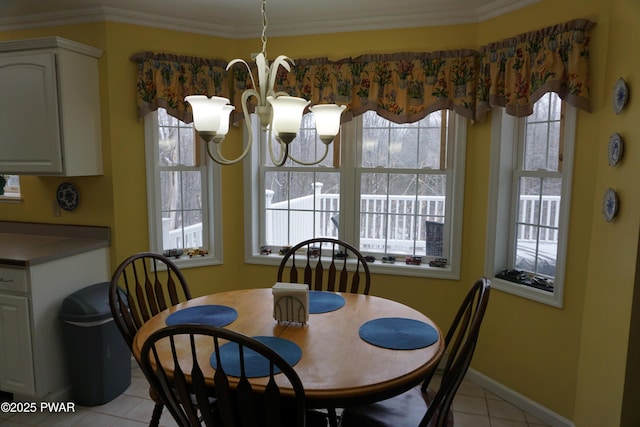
[246,252,460,280]
[165,254,223,269]
[491,276,562,308]
[0,194,22,203]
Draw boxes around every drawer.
[0,267,28,293]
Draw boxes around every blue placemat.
[210,336,302,378]
[359,317,438,350]
[165,305,238,327]
[309,290,346,314]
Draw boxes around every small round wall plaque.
[612,78,629,115]
[608,132,623,167]
[56,182,79,211]
[602,188,618,222]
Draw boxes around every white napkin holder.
[272,282,309,324]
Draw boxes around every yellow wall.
[2,0,639,423]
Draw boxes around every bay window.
[246,109,466,279]
[485,92,575,306]
[145,108,223,267]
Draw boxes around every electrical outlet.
[52,200,61,217]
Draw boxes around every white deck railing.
[517,195,561,241]
[163,218,203,249]
[164,184,561,253]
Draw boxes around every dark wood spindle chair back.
[277,238,371,295]
[109,252,192,427]
[340,277,491,427]
[140,324,308,427]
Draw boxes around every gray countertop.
[0,222,110,267]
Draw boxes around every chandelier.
[185,0,346,166]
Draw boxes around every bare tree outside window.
[262,109,452,260]
[359,111,447,255]
[513,92,563,278]
[157,109,205,250]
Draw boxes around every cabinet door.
[0,294,35,395]
[0,52,63,174]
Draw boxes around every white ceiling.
[0,0,540,38]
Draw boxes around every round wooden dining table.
[132,288,444,408]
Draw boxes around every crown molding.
[0,36,103,57]
[0,1,541,38]
[477,0,542,21]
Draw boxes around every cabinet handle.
[0,278,14,283]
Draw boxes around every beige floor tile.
[490,418,528,427]
[130,365,145,379]
[107,419,147,427]
[123,376,152,399]
[122,397,157,423]
[456,378,486,397]
[487,399,528,422]
[452,411,491,427]
[453,394,488,416]
[158,412,181,427]
[485,389,503,400]
[0,420,35,427]
[525,412,551,426]
[4,410,50,425]
[89,394,145,418]
[36,408,90,427]
[62,411,121,427]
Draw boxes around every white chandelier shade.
[266,95,310,144]
[184,96,234,143]
[184,0,345,167]
[309,104,348,144]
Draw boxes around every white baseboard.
[465,368,575,427]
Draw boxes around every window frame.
[484,99,576,307]
[144,110,223,268]
[244,111,467,280]
[0,175,22,202]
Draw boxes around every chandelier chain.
[261,0,268,58]
[185,0,344,166]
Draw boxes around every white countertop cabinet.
[0,223,111,400]
[0,249,110,400]
[0,37,103,176]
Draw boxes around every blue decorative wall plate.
[56,182,79,211]
[612,78,628,115]
[602,188,618,222]
[608,133,623,167]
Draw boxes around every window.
[145,109,223,267]
[485,92,575,307]
[0,175,21,199]
[246,109,467,279]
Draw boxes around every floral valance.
[131,52,229,123]
[475,18,595,120]
[132,18,595,125]
[230,51,479,123]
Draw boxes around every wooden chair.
[277,238,371,295]
[109,252,192,427]
[277,238,371,426]
[340,278,491,427]
[139,324,327,427]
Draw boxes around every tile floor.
[0,365,551,427]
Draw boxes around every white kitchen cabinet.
[0,37,103,176]
[0,247,110,400]
[0,293,34,395]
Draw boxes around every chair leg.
[328,407,338,427]
[149,401,163,427]
[148,386,163,427]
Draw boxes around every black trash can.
[59,282,131,406]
